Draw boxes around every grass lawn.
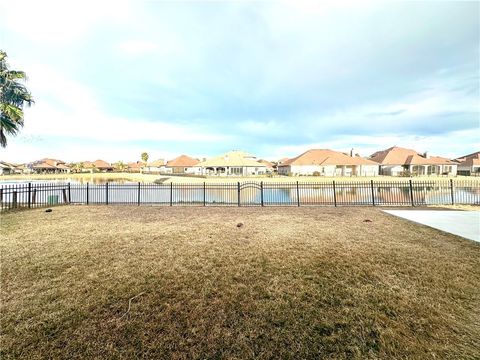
[1,206,479,359]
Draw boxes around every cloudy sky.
[0,0,478,163]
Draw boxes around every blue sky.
[0,0,478,163]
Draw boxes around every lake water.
[1,180,479,206]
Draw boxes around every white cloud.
[13,63,227,143]
[0,61,229,162]
[117,40,159,56]
[2,139,183,164]
[21,102,225,143]
[0,0,133,44]
[264,129,480,161]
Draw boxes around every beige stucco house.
[194,151,267,176]
[277,149,379,176]
[369,147,457,176]
[31,159,71,174]
[455,151,480,176]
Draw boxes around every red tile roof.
[258,159,274,168]
[281,149,377,166]
[370,147,454,165]
[455,151,480,167]
[84,160,112,169]
[166,155,199,167]
[33,158,68,169]
[127,161,143,170]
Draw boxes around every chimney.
[350,148,354,157]
[424,151,430,159]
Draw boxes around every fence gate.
[239,182,264,206]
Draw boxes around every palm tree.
[141,152,149,164]
[0,51,33,147]
[141,152,149,174]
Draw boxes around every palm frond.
[0,50,33,147]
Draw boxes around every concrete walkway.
[383,210,480,242]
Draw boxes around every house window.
[427,165,437,175]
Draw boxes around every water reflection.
[1,181,479,206]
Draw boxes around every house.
[195,151,267,176]
[127,161,144,173]
[83,160,114,173]
[454,151,480,176]
[13,164,32,174]
[165,155,199,174]
[257,159,275,173]
[31,159,71,174]
[141,159,165,174]
[369,147,457,176]
[0,161,15,175]
[271,158,289,173]
[278,149,378,176]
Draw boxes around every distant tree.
[141,152,149,164]
[0,51,33,147]
[69,162,78,173]
[114,161,127,172]
[71,162,85,173]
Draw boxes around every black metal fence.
[1,180,479,211]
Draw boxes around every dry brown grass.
[1,206,479,359]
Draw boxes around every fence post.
[409,179,414,207]
[13,191,17,208]
[203,182,206,206]
[450,179,454,205]
[237,182,240,207]
[260,181,264,207]
[28,183,31,208]
[333,180,337,207]
[68,183,71,204]
[86,182,89,205]
[170,182,173,206]
[296,181,300,207]
[62,189,68,203]
[138,182,141,206]
[370,180,375,206]
[32,189,37,205]
[106,182,109,205]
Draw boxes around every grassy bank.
[1,207,479,359]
